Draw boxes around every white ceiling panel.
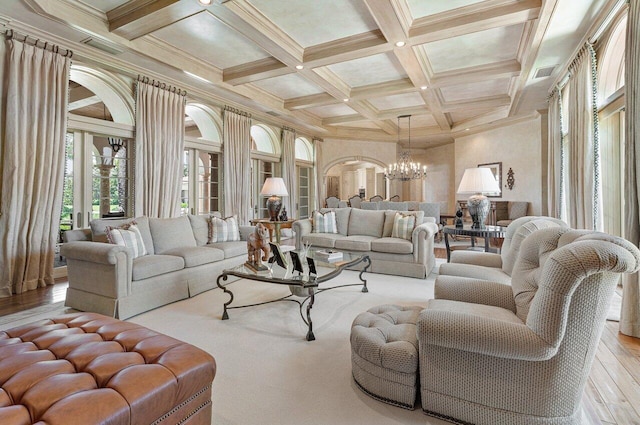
[306,103,358,118]
[423,24,524,73]
[77,0,129,13]
[247,0,378,47]
[253,74,325,99]
[406,114,438,128]
[368,92,425,111]
[406,0,485,19]
[337,121,381,129]
[327,53,406,88]
[152,13,271,69]
[440,78,511,102]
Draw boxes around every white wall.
[413,143,456,213]
[454,116,543,215]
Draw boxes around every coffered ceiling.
[0,0,612,147]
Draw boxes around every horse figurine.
[246,223,270,271]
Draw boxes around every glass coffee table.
[216,249,370,341]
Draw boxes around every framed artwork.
[478,162,502,198]
[269,242,288,269]
[289,251,304,274]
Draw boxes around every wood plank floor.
[1,280,638,424]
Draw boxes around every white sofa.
[61,214,252,319]
[293,208,439,278]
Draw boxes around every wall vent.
[81,37,124,55]
[533,65,557,79]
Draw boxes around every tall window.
[251,124,280,219]
[295,137,314,219]
[182,148,221,215]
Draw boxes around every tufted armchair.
[417,228,640,425]
[438,216,567,284]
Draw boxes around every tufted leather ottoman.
[0,312,215,425]
[350,305,422,409]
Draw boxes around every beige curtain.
[566,44,602,230]
[547,88,564,218]
[0,36,71,297]
[621,0,640,338]
[223,107,252,224]
[134,77,186,218]
[313,138,324,211]
[281,128,297,218]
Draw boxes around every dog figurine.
[246,223,271,270]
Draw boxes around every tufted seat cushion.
[0,312,215,425]
[350,304,422,409]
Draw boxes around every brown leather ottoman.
[0,312,215,425]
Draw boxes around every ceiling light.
[420,86,428,90]
[296,65,304,70]
[384,115,427,181]
[343,98,349,102]
[395,41,406,47]
[465,128,470,131]
[184,70,211,84]
[198,0,212,5]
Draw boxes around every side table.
[443,224,506,262]
[250,218,297,244]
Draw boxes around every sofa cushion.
[383,210,424,237]
[392,212,416,241]
[163,246,225,268]
[106,223,148,258]
[188,214,212,246]
[302,233,347,248]
[206,241,247,259]
[334,235,378,251]
[371,237,413,254]
[208,215,240,243]
[149,216,197,254]
[348,209,385,238]
[312,210,338,234]
[132,255,185,281]
[91,217,154,255]
[321,208,351,235]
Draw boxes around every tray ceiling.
[0,0,611,147]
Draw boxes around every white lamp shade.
[260,177,289,196]
[457,167,500,194]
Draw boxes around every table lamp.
[457,167,500,228]
[260,177,288,221]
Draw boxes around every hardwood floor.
[1,279,638,424]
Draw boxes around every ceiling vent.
[533,65,557,79]
[266,111,280,117]
[81,37,124,55]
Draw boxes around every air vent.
[81,37,124,55]
[266,111,280,117]
[533,65,557,79]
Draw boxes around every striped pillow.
[106,222,147,258]
[312,210,338,234]
[208,215,240,243]
[391,212,416,241]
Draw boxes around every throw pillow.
[312,210,338,234]
[391,212,416,241]
[208,215,240,243]
[105,222,148,258]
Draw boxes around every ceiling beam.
[107,0,202,40]
[441,95,512,113]
[223,57,292,85]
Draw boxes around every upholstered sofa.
[61,214,253,319]
[293,208,439,278]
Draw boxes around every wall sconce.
[108,137,124,153]
[506,167,515,190]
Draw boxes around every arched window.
[250,124,280,219]
[251,125,277,154]
[294,137,314,218]
[295,137,313,161]
[598,15,626,106]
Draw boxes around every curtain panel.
[547,89,564,219]
[566,44,602,230]
[281,128,297,219]
[621,0,640,338]
[134,77,186,218]
[223,108,252,224]
[313,138,324,211]
[0,36,71,296]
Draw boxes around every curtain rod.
[4,29,73,58]
[224,105,251,118]
[137,75,187,96]
[282,126,296,133]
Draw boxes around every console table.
[443,224,506,262]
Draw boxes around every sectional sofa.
[61,214,252,319]
[293,208,439,278]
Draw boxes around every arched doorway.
[324,157,387,201]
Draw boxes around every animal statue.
[247,223,271,267]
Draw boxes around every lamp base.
[467,194,490,229]
[266,195,282,221]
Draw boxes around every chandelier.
[384,114,427,181]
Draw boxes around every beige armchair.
[418,228,640,425]
[496,201,529,226]
[438,216,567,283]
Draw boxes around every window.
[251,124,280,219]
[295,137,314,218]
[182,148,222,215]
